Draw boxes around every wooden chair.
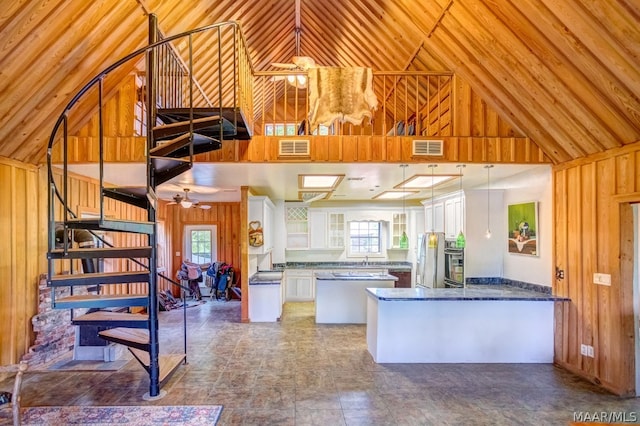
[0,361,28,426]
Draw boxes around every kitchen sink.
[332,272,375,277]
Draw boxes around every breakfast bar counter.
[315,272,397,324]
[366,285,570,363]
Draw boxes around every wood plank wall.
[0,157,42,365]
[553,140,640,396]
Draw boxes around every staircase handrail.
[46,20,252,213]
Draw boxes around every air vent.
[413,139,444,156]
[279,139,310,156]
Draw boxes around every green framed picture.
[507,201,538,256]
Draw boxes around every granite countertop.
[273,262,412,272]
[366,285,571,302]
[315,272,398,281]
[249,271,283,285]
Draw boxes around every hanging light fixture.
[399,164,409,249]
[456,164,466,248]
[428,164,438,248]
[485,165,494,238]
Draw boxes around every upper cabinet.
[424,191,465,239]
[249,195,275,254]
[285,204,309,249]
[309,211,345,250]
[327,213,345,249]
[390,212,407,248]
[425,202,445,234]
[309,210,327,249]
[444,196,464,240]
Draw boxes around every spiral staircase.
[46,17,251,399]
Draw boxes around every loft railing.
[252,70,453,137]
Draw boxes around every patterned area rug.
[19,405,223,425]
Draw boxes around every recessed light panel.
[396,174,456,189]
[298,174,344,190]
[373,190,419,200]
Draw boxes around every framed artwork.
[507,201,538,256]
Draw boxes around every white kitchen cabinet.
[425,201,445,233]
[390,212,407,248]
[285,205,309,249]
[309,211,345,249]
[444,196,464,239]
[249,195,275,254]
[309,211,327,249]
[285,269,314,301]
[327,212,345,248]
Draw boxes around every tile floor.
[3,301,640,425]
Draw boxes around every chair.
[0,361,28,426]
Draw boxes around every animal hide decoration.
[308,67,378,130]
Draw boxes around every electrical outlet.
[580,344,588,356]
[593,273,611,286]
[175,251,181,257]
[587,345,594,357]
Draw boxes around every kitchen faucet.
[362,255,369,266]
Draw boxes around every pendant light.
[484,165,494,239]
[399,164,409,249]
[428,164,438,248]
[456,164,466,248]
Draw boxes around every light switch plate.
[580,344,588,355]
[587,345,594,357]
[593,273,611,286]
[175,251,181,257]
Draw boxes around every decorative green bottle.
[399,231,409,249]
[456,230,466,248]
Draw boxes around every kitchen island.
[315,272,397,323]
[248,272,283,322]
[366,285,570,363]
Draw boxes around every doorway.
[184,225,217,296]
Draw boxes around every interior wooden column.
[240,186,249,323]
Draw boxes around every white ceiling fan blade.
[269,75,287,82]
[199,204,212,210]
[292,56,316,69]
[271,62,299,69]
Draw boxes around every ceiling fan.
[167,189,211,210]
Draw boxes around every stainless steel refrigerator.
[416,232,445,288]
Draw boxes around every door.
[184,225,217,264]
[184,225,217,290]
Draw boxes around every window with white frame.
[265,123,297,136]
[349,221,382,254]
[264,123,333,136]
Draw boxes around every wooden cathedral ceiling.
[0,0,638,165]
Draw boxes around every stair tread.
[149,133,190,156]
[66,218,155,234]
[129,349,185,383]
[103,186,147,196]
[49,246,152,259]
[152,116,224,139]
[74,311,149,323]
[51,270,149,281]
[152,115,221,131]
[100,327,149,345]
[151,133,221,158]
[58,294,148,302]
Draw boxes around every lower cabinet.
[285,270,314,301]
[389,270,412,288]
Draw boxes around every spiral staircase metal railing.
[46,15,252,399]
